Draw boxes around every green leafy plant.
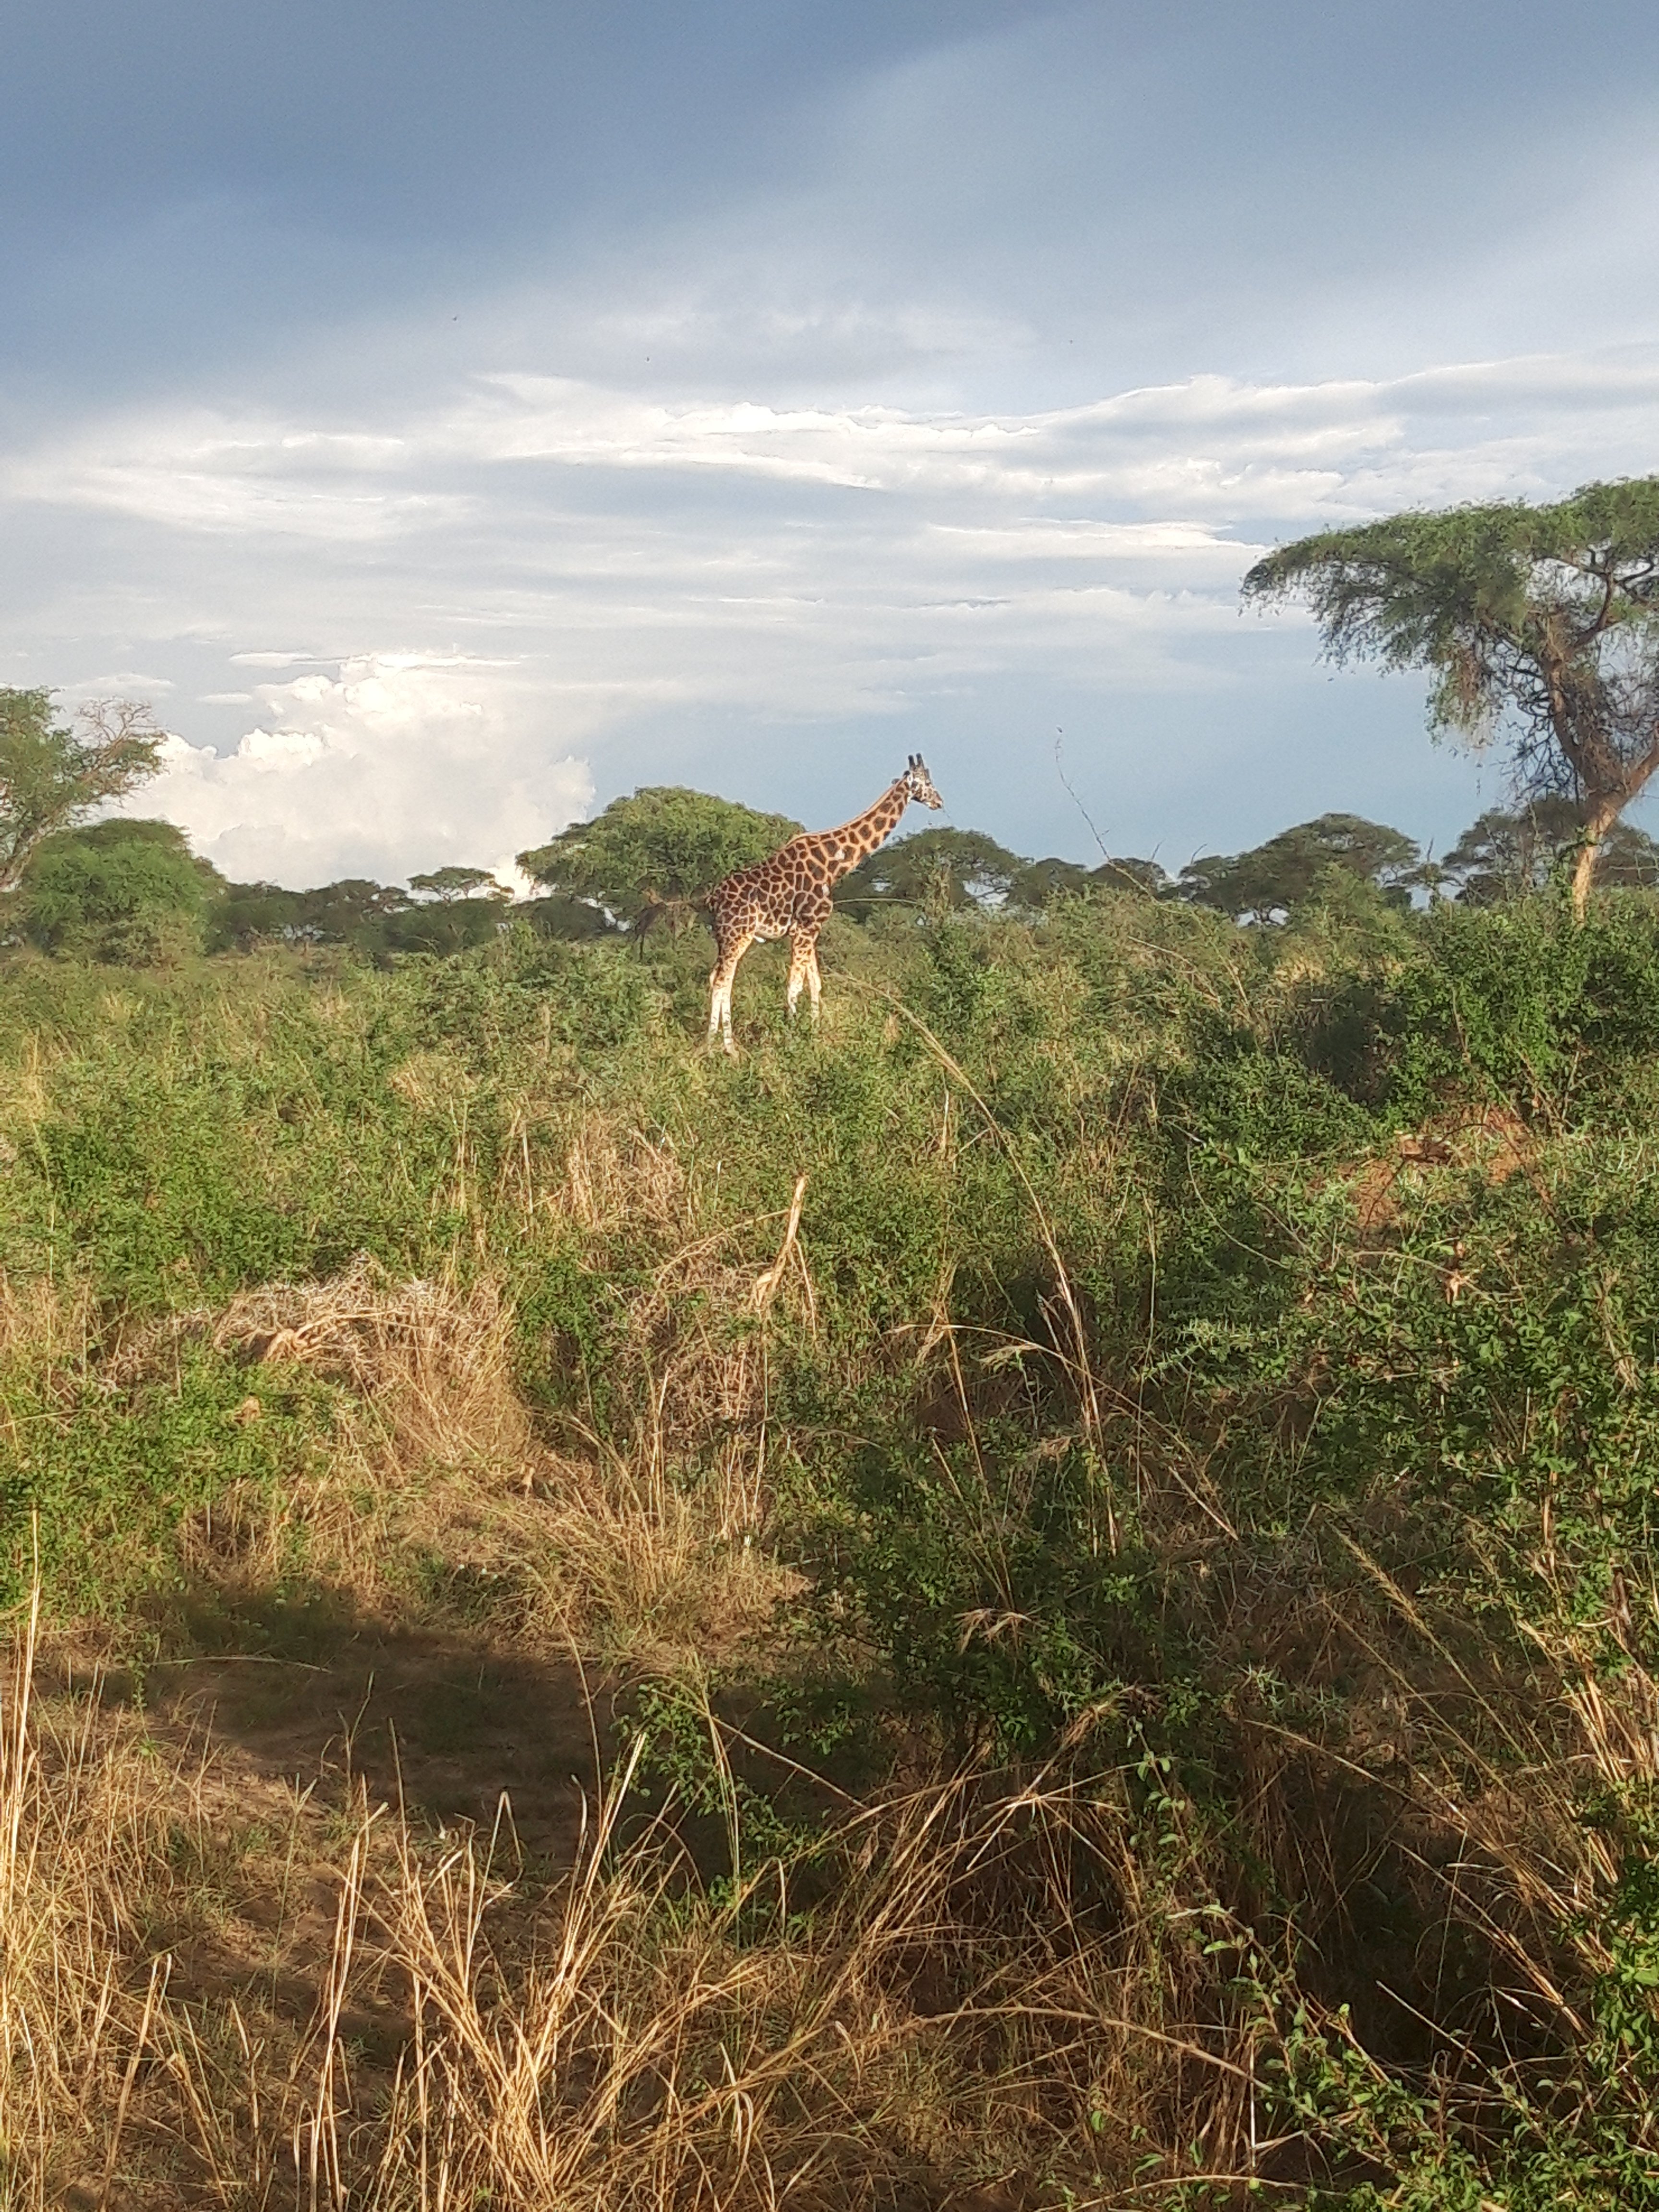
[518,786,802,935]
[1245,479,1659,918]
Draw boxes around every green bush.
[1382,893,1659,1112]
[21,817,219,963]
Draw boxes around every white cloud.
[138,654,592,888]
[6,1,1659,883]
[18,351,1659,547]
[9,343,1659,874]
[58,670,177,697]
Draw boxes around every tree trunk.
[1570,802,1622,923]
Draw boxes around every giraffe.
[705,755,943,1053]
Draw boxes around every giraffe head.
[902,754,943,811]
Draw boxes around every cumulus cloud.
[139,655,592,889]
[6,2,1659,880]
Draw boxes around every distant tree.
[213,878,410,955]
[22,817,222,964]
[998,854,1170,910]
[1088,855,1171,898]
[521,892,621,943]
[211,882,308,950]
[408,865,510,903]
[1443,799,1659,905]
[0,690,166,895]
[1243,480,1659,919]
[1441,803,1569,905]
[838,828,1027,918]
[385,900,512,956]
[518,787,801,935]
[1595,817,1659,890]
[213,871,622,957]
[295,881,411,946]
[1178,813,1420,922]
[1008,856,1094,910]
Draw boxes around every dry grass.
[5,1090,1640,2200]
[7,1545,1654,2209]
[109,1257,533,1480]
[0,1583,362,2210]
[548,1114,690,1239]
[0,1267,95,1377]
[96,1246,797,1670]
[0,1592,1279,2211]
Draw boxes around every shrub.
[20,817,219,963]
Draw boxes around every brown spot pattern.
[704,757,943,1050]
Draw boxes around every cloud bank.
[6,347,1659,880]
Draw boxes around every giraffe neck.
[819,781,909,884]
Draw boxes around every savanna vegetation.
[7,481,1659,2210]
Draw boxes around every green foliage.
[0,689,165,894]
[1382,894,1659,1109]
[518,890,620,942]
[407,864,508,902]
[21,817,222,963]
[1073,852,1171,899]
[1445,800,1659,904]
[518,785,802,932]
[212,876,408,954]
[841,832,1171,917]
[214,874,532,957]
[1003,854,1097,907]
[382,897,515,956]
[1244,479,1659,707]
[1244,481,1659,897]
[1178,810,1422,920]
[836,825,1027,916]
[0,1343,338,1614]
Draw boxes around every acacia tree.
[1085,855,1170,899]
[837,827,1026,918]
[1178,812,1420,921]
[22,818,223,964]
[0,691,166,893]
[518,786,801,935]
[1242,480,1659,919]
[408,865,509,902]
[1443,800,1659,905]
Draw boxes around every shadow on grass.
[109,1576,616,1872]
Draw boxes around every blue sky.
[4,0,1659,887]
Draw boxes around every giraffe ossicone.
[704,756,943,1055]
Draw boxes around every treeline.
[12,791,1659,970]
[831,802,1659,917]
[5,689,1659,969]
[507,782,1659,933]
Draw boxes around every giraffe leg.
[708,961,734,1052]
[708,934,752,1055]
[786,934,813,1022]
[805,938,823,1022]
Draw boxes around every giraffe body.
[705,755,942,1052]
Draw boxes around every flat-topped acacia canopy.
[1242,479,1659,918]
